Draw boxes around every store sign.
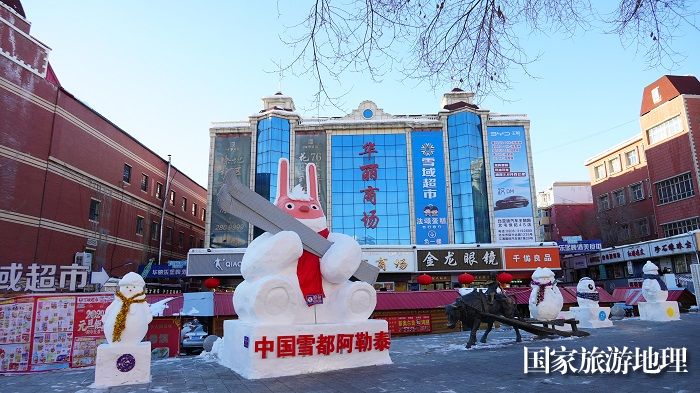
[416,248,502,271]
[487,126,535,242]
[381,315,432,334]
[139,263,186,278]
[146,318,180,358]
[411,131,448,245]
[557,240,602,254]
[295,133,328,212]
[503,247,560,270]
[567,255,588,269]
[599,249,624,264]
[186,250,244,276]
[648,235,696,257]
[587,254,602,267]
[362,250,416,273]
[359,141,381,229]
[0,263,89,292]
[621,243,651,261]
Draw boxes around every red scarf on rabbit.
[298,228,329,306]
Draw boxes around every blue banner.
[487,126,535,242]
[557,240,602,254]
[138,262,187,278]
[412,131,449,245]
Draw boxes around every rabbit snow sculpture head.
[274,158,327,232]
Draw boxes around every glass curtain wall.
[447,112,491,243]
[330,134,411,245]
[255,117,290,203]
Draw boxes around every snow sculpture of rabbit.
[233,158,376,325]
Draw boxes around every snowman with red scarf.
[232,158,376,325]
[528,267,563,320]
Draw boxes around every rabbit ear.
[276,158,290,202]
[306,163,318,200]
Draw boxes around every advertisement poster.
[294,133,328,212]
[31,296,75,371]
[411,131,449,245]
[70,295,112,367]
[487,126,535,242]
[0,297,34,372]
[210,133,252,248]
[381,315,432,334]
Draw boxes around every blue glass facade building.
[207,92,535,248]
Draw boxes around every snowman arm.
[102,301,118,323]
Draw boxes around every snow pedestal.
[638,301,680,322]
[93,342,151,387]
[569,307,613,328]
[220,319,392,379]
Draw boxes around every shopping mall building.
[200,90,556,290]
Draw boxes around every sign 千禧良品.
[503,247,560,270]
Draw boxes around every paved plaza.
[5,313,700,393]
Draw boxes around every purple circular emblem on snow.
[116,353,136,372]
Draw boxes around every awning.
[214,292,235,316]
[562,287,616,303]
[375,290,461,311]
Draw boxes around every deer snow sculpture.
[232,158,376,325]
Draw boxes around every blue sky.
[21,1,700,191]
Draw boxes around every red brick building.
[0,0,206,292]
[536,182,599,242]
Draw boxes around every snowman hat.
[578,277,593,283]
[531,267,555,281]
[642,261,659,274]
[119,272,146,287]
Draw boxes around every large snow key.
[216,170,380,284]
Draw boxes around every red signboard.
[70,294,112,367]
[146,318,180,358]
[382,315,432,334]
[503,247,561,270]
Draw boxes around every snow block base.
[220,319,392,379]
[569,306,613,328]
[93,342,151,388]
[639,301,680,321]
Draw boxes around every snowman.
[102,272,153,345]
[641,261,668,302]
[528,267,563,320]
[575,277,600,307]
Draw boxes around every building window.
[594,164,606,179]
[613,189,625,206]
[661,217,699,237]
[201,208,206,221]
[181,197,187,212]
[165,226,173,244]
[189,235,194,248]
[597,194,610,211]
[123,164,132,183]
[150,221,159,241]
[178,232,184,248]
[619,223,630,241]
[156,182,163,200]
[136,216,144,236]
[141,174,149,192]
[199,238,204,248]
[630,182,644,201]
[674,255,690,274]
[88,199,100,222]
[647,116,682,144]
[608,157,622,174]
[655,172,694,204]
[635,218,650,237]
[169,190,176,205]
[192,203,198,217]
[625,149,639,166]
[651,86,662,104]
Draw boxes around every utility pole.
[158,155,172,263]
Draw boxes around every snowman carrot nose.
[299,205,310,212]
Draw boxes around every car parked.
[181,325,208,354]
[495,195,529,209]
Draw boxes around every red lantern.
[458,273,475,285]
[417,274,433,285]
[496,272,513,284]
[203,277,220,289]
